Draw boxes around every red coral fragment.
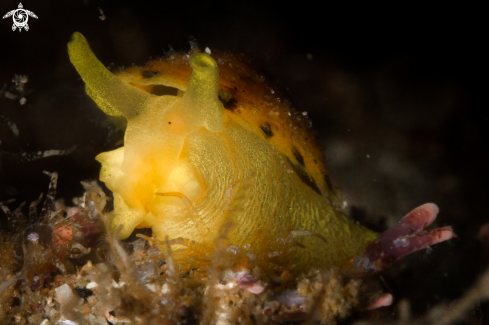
[356,203,454,274]
[365,293,393,310]
[52,225,73,246]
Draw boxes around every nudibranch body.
[68,33,452,273]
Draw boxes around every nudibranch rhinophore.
[67,32,453,274]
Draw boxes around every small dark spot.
[106,311,116,324]
[141,70,158,78]
[260,123,273,138]
[75,287,93,298]
[130,83,181,97]
[285,156,321,195]
[168,121,171,125]
[294,166,321,195]
[151,85,180,96]
[323,173,334,191]
[11,297,21,307]
[224,98,238,111]
[218,94,238,111]
[292,147,305,166]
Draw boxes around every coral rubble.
[0,173,365,324]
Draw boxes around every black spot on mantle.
[260,122,273,138]
[141,70,158,78]
[284,155,321,195]
[292,147,305,166]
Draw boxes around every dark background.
[0,0,486,322]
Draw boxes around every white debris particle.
[3,91,17,100]
[215,283,226,290]
[205,47,211,54]
[270,88,275,94]
[341,200,348,209]
[189,38,198,51]
[14,314,25,324]
[302,111,308,116]
[13,75,28,85]
[5,75,29,105]
[43,150,62,157]
[268,251,282,258]
[106,313,117,324]
[111,279,125,288]
[58,320,78,325]
[146,283,157,292]
[39,145,76,158]
[86,281,98,289]
[55,284,75,304]
[366,154,370,158]
[98,7,106,21]
[226,245,241,255]
[246,252,255,261]
[161,283,170,294]
[394,237,410,248]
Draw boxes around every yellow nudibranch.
[67,33,452,273]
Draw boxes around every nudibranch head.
[68,32,379,272]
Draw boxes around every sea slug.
[67,32,452,274]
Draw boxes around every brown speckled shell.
[117,49,337,202]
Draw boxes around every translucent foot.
[136,233,212,275]
[356,203,454,274]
